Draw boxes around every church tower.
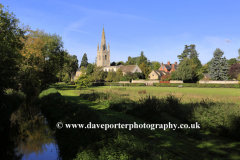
[97,27,110,67]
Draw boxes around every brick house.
[159,61,178,73]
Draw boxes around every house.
[119,64,142,76]
[203,73,211,79]
[159,61,178,73]
[148,70,167,80]
[71,67,87,81]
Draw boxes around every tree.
[138,51,148,65]
[229,63,240,79]
[228,58,237,66]
[75,73,91,90]
[115,68,123,82]
[192,57,202,72]
[0,4,27,99]
[116,61,124,65]
[105,71,116,82]
[178,44,199,62]
[154,62,161,70]
[238,49,240,60]
[86,63,95,75]
[92,66,104,82]
[125,56,136,65]
[178,45,189,62]
[176,58,194,81]
[139,63,152,79]
[188,44,199,59]
[110,62,116,66]
[170,71,178,80]
[80,53,88,67]
[62,53,78,81]
[209,48,228,80]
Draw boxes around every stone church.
[72,27,142,81]
[97,27,142,76]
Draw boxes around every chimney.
[161,62,163,67]
[172,64,175,71]
[167,61,170,65]
[175,62,177,65]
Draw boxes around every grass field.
[48,84,240,159]
[55,85,240,105]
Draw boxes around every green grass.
[47,84,240,159]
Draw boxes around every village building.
[159,61,178,73]
[148,70,168,80]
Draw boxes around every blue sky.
[2,0,240,65]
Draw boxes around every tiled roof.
[203,73,210,78]
[120,65,136,73]
[154,70,166,76]
[162,64,178,70]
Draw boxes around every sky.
[2,0,240,65]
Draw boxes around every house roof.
[153,70,166,76]
[120,65,136,72]
[203,73,210,78]
[162,64,178,70]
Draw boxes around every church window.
[99,55,101,60]
[105,55,107,60]
[152,74,154,76]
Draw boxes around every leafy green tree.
[178,45,189,62]
[115,68,123,82]
[125,56,136,65]
[176,58,194,81]
[138,51,148,65]
[189,44,199,59]
[92,66,104,82]
[0,4,26,98]
[63,73,70,83]
[178,44,199,62]
[238,49,240,60]
[227,58,237,66]
[139,63,152,79]
[116,61,124,65]
[192,57,202,72]
[154,62,161,70]
[110,62,116,66]
[62,53,78,81]
[75,73,91,90]
[86,63,95,75]
[80,53,88,67]
[209,48,228,80]
[170,71,178,80]
[105,71,116,82]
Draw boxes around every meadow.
[40,84,240,160]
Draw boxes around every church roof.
[120,65,136,73]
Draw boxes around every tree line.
[0,4,79,103]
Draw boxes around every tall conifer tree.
[209,48,228,80]
[80,53,88,67]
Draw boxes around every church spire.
[101,27,107,51]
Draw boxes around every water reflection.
[9,104,60,160]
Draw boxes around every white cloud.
[225,39,231,43]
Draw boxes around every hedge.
[90,82,145,86]
[153,83,240,88]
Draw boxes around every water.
[5,106,61,160]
